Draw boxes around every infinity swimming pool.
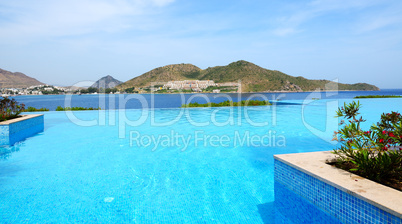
[1,98,401,223]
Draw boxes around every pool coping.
[274,151,402,219]
[0,114,43,125]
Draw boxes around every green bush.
[354,95,402,99]
[55,106,101,111]
[124,87,135,93]
[0,97,25,121]
[24,106,49,112]
[333,101,402,189]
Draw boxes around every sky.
[0,0,401,88]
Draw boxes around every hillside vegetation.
[118,60,379,92]
[118,64,202,90]
[0,68,44,88]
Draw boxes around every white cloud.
[0,0,175,41]
[272,28,298,36]
[355,1,402,33]
[309,0,381,11]
[272,0,385,36]
[359,16,402,33]
[150,0,175,7]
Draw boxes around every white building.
[31,91,43,95]
[163,80,216,90]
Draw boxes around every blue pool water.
[1,98,402,223]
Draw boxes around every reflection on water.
[257,182,342,224]
[0,144,21,160]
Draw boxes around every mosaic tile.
[274,159,402,224]
[0,115,44,146]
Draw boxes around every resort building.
[163,80,217,90]
[163,80,241,91]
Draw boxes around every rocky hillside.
[91,75,122,89]
[118,64,201,89]
[0,68,44,88]
[118,60,380,92]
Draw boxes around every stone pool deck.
[274,151,402,224]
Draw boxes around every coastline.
[9,89,402,111]
[5,89,382,97]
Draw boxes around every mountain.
[0,68,45,88]
[91,75,122,89]
[118,64,201,89]
[118,60,379,92]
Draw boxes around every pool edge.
[274,151,402,223]
[0,114,44,146]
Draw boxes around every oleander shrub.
[0,97,25,122]
[332,101,402,190]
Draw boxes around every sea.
[13,89,402,111]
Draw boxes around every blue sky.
[0,0,401,88]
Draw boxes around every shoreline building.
[163,80,217,91]
[163,80,241,92]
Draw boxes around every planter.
[274,151,402,224]
[0,114,44,146]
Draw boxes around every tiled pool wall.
[0,114,44,146]
[257,182,343,224]
[274,159,402,224]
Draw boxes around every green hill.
[118,64,201,90]
[118,60,379,92]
